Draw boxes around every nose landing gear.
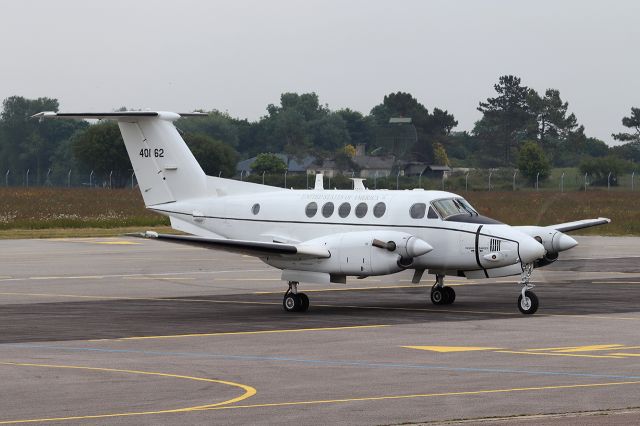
[430,274,456,305]
[517,263,538,314]
[282,281,309,312]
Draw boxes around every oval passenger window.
[305,202,318,218]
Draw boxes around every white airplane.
[34,111,611,315]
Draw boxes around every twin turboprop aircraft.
[34,111,611,315]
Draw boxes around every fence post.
[584,172,588,192]
[68,169,72,187]
[5,169,9,186]
[418,169,424,189]
[632,170,636,191]
[46,168,52,186]
[131,171,135,189]
[536,172,540,191]
[263,171,266,185]
[89,170,94,188]
[512,170,517,191]
[396,171,400,190]
[560,172,565,193]
[465,171,469,192]
[240,170,244,181]
[607,171,612,191]
[284,170,287,188]
[109,170,113,189]
[26,169,29,187]
[488,171,492,191]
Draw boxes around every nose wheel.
[517,263,538,315]
[430,274,455,305]
[282,281,309,312]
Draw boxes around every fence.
[1,168,637,192]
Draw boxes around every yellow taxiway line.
[0,361,256,424]
[109,324,389,341]
[199,380,640,413]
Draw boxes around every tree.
[475,75,534,164]
[528,89,578,144]
[612,107,640,143]
[176,110,240,149]
[336,109,374,148]
[517,141,550,184]
[251,153,287,174]
[71,122,131,186]
[433,142,449,166]
[369,92,457,163]
[579,156,632,186]
[184,133,238,177]
[0,96,87,184]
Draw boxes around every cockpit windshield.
[431,198,478,219]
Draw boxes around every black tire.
[283,293,301,312]
[431,288,444,305]
[443,286,456,305]
[517,290,539,315]
[298,293,310,312]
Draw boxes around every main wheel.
[443,286,456,304]
[283,293,301,312]
[298,293,309,312]
[517,290,539,315]
[431,288,445,305]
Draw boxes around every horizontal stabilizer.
[550,217,611,233]
[31,111,206,121]
[128,232,331,259]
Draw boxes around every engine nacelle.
[305,230,433,276]
[515,226,578,254]
[535,251,559,268]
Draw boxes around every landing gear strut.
[430,274,455,305]
[517,263,538,315]
[282,281,309,313]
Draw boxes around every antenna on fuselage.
[314,173,324,190]
[350,178,366,190]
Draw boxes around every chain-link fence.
[1,167,637,192]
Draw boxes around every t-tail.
[33,111,279,207]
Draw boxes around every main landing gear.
[282,281,309,313]
[430,274,455,305]
[517,263,538,315]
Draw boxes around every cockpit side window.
[427,206,439,219]
[431,198,478,219]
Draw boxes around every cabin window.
[251,203,260,215]
[355,202,368,218]
[305,202,318,218]
[373,202,386,218]
[322,202,335,218]
[410,203,426,219]
[338,202,351,218]
[427,206,439,219]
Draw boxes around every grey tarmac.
[0,236,639,425]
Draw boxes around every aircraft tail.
[33,111,278,206]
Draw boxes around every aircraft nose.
[553,232,578,252]
[519,237,546,263]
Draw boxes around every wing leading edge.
[549,217,611,233]
[129,232,331,259]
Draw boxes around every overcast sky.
[1,0,637,144]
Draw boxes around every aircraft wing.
[128,232,331,259]
[549,217,611,233]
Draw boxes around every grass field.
[0,187,638,237]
